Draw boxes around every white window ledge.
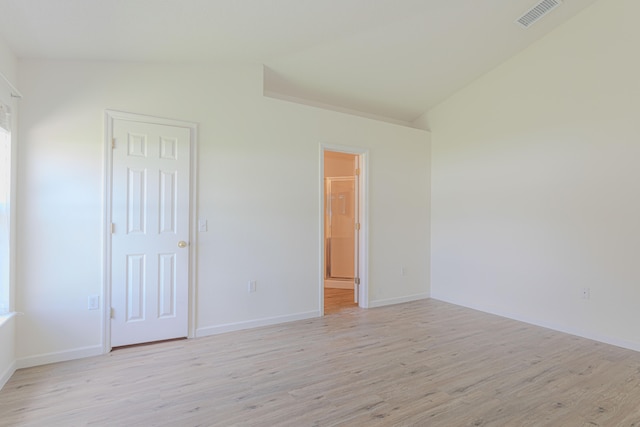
[0,312,20,328]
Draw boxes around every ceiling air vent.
[515,0,562,29]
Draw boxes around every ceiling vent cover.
[515,0,562,29]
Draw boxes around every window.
[0,104,11,315]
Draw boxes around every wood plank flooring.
[324,287,358,315]
[2,299,640,426]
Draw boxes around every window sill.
[0,312,18,328]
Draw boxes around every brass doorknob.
[178,241,187,248]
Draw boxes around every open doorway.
[323,150,362,315]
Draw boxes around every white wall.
[15,60,430,364]
[428,0,640,350]
[0,34,17,388]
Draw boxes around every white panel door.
[111,119,191,347]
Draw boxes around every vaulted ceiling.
[0,0,598,124]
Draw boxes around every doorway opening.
[322,148,366,315]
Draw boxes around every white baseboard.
[0,360,15,390]
[16,345,105,370]
[195,311,320,338]
[369,293,429,308]
[431,295,640,353]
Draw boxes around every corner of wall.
[410,111,430,131]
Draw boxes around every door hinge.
[355,168,360,176]
[112,138,115,149]
[355,277,361,285]
[110,307,115,319]
[111,223,115,234]
[355,223,360,231]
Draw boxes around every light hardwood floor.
[2,299,640,426]
[324,287,358,315]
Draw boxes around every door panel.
[353,156,360,304]
[111,119,190,347]
[327,178,355,279]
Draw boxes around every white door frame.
[320,144,369,313]
[102,110,198,353]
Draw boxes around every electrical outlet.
[248,280,257,293]
[88,295,100,310]
[581,287,590,300]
